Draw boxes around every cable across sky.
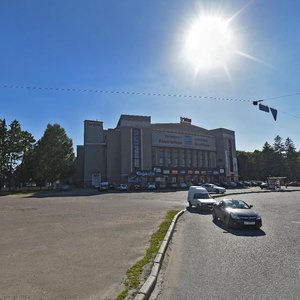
[0,84,251,103]
[1,84,300,120]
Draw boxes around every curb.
[133,209,186,300]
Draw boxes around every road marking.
[291,221,300,224]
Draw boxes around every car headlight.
[230,213,240,220]
[256,215,261,220]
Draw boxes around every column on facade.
[210,152,217,168]
[192,149,198,168]
[203,151,208,168]
[172,148,178,167]
[152,147,157,166]
[197,150,203,168]
[158,148,164,166]
[185,149,192,168]
[207,151,211,168]
[179,149,185,167]
[164,148,171,167]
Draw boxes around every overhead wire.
[0,84,250,103]
[1,83,300,119]
[257,92,300,102]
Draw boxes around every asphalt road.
[0,189,186,300]
[154,191,300,300]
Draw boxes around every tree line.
[237,135,300,181]
[0,119,75,191]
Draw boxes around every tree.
[260,142,276,178]
[4,120,35,190]
[34,124,75,187]
[284,138,299,180]
[0,119,8,190]
[271,136,286,176]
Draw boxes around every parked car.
[98,182,109,192]
[130,183,142,191]
[201,183,226,194]
[178,182,188,189]
[260,182,268,189]
[147,182,156,190]
[243,181,252,187]
[235,181,245,188]
[286,181,300,187]
[212,199,262,229]
[59,184,70,191]
[187,186,217,210]
[169,183,179,189]
[116,183,128,191]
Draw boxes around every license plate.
[244,221,255,225]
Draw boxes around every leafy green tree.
[0,119,8,190]
[272,135,286,176]
[284,137,299,180]
[34,124,75,188]
[6,120,35,190]
[260,142,276,178]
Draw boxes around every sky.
[1,0,300,152]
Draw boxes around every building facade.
[75,115,238,187]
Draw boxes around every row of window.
[152,147,217,169]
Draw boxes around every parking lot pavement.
[0,190,185,300]
[1,186,298,300]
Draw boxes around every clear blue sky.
[1,0,300,152]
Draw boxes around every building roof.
[116,114,151,128]
[151,123,213,137]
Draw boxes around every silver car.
[202,183,226,194]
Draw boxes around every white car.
[201,183,226,194]
[187,186,217,210]
[116,183,128,191]
[147,182,156,190]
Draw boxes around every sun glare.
[184,16,234,71]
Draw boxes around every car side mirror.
[249,205,253,208]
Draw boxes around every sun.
[184,16,235,71]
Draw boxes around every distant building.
[74,115,238,187]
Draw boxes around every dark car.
[129,183,142,191]
[286,181,300,187]
[116,183,128,192]
[212,199,262,229]
[260,182,268,189]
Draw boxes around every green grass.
[115,210,180,300]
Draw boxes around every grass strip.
[115,210,180,300]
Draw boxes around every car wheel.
[216,190,220,194]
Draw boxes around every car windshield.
[224,199,249,209]
[194,193,211,199]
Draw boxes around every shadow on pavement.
[24,189,102,198]
[25,188,188,198]
[213,219,266,237]
[186,206,212,215]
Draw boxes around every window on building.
[186,150,192,167]
[192,150,198,167]
[172,149,178,167]
[165,149,171,166]
[180,150,185,167]
[132,128,141,169]
[210,152,217,168]
[158,149,164,166]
